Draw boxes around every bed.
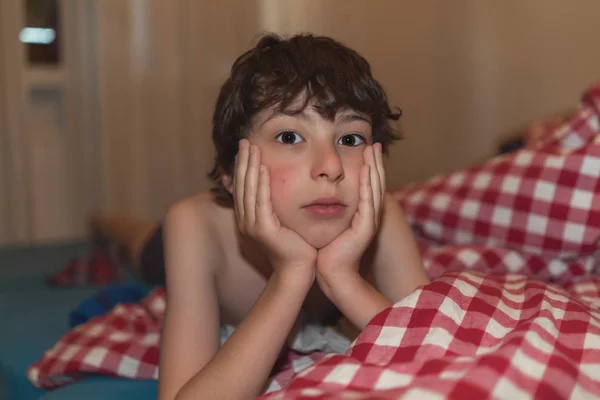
[6,83,600,399]
[0,242,157,400]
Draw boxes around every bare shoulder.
[165,192,214,222]
[163,192,233,274]
[164,192,230,236]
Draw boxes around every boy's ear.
[219,168,234,194]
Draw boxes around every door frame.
[0,0,31,244]
[0,0,101,245]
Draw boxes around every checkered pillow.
[260,270,600,399]
[529,83,600,150]
[523,112,571,150]
[394,84,600,264]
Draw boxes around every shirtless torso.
[193,192,342,327]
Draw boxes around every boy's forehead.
[254,103,371,128]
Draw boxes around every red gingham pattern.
[28,288,166,388]
[394,84,600,269]
[523,113,571,150]
[421,244,598,287]
[529,83,600,151]
[27,287,324,392]
[30,268,600,398]
[565,276,600,309]
[260,270,600,400]
[266,352,329,393]
[45,247,124,287]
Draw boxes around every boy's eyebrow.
[259,109,312,127]
[336,113,371,125]
[258,109,371,127]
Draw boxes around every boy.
[159,33,430,400]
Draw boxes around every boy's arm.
[318,193,430,330]
[158,200,221,400]
[176,269,312,400]
[370,193,430,302]
[158,200,313,400]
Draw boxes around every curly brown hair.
[208,33,402,205]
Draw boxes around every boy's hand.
[316,143,385,279]
[235,139,317,279]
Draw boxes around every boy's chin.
[298,224,348,250]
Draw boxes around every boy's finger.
[358,164,374,231]
[234,140,250,222]
[375,142,386,196]
[363,146,379,214]
[368,146,381,216]
[372,143,385,219]
[244,144,260,227]
[256,165,273,232]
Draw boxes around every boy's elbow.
[162,371,202,400]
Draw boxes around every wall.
[15,0,597,236]
[2,0,598,246]
[0,0,31,245]
[0,1,104,247]
[256,0,600,188]
[95,0,260,219]
[0,1,8,243]
[3,1,600,245]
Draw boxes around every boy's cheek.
[343,161,363,186]
[341,153,365,172]
[266,165,298,203]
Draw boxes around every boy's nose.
[311,144,344,183]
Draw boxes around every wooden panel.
[0,0,31,246]
[95,0,261,219]
[0,0,101,246]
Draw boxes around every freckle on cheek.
[269,178,291,206]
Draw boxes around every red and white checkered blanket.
[28,267,600,398]
[259,270,600,399]
[29,83,600,398]
[26,285,327,392]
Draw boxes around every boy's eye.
[338,134,365,147]
[276,131,304,145]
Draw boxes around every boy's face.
[233,102,373,249]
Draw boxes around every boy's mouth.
[303,197,347,217]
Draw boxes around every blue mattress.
[0,242,157,400]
